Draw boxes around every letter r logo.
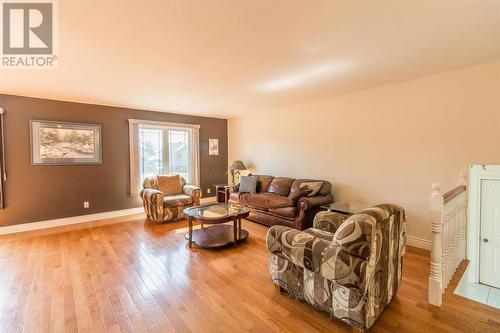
[2,2,53,54]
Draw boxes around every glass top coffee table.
[321,202,372,215]
[183,204,251,249]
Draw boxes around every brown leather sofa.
[229,175,333,230]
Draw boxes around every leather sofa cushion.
[256,175,274,193]
[229,192,250,204]
[248,210,295,228]
[245,192,291,210]
[267,177,295,196]
[268,206,297,218]
[164,194,193,207]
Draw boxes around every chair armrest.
[183,184,201,205]
[313,211,348,233]
[140,188,164,223]
[266,225,368,288]
[297,194,333,211]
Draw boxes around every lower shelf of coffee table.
[185,224,249,248]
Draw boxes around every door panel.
[480,179,500,288]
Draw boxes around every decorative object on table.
[183,203,251,249]
[216,185,230,203]
[208,138,219,155]
[233,169,251,188]
[229,160,247,186]
[0,108,5,210]
[238,175,258,193]
[321,201,372,215]
[266,204,406,331]
[30,120,102,165]
[228,175,333,230]
[140,174,201,223]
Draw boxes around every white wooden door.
[479,179,500,288]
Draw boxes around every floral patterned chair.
[266,204,406,331]
[140,175,201,223]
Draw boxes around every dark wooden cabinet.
[216,186,229,203]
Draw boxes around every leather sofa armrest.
[297,193,333,211]
[183,184,201,205]
[140,188,164,223]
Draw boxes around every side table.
[216,185,230,203]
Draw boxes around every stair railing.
[428,172,468,306]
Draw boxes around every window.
[129,119,200,195]
[139,126,191,183]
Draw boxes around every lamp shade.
[230,160,247,170]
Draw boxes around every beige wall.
[228,61,500,242]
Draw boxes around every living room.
[0,1,499,332]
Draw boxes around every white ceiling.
[2,0,500,118]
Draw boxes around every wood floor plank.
[0,217,499,333]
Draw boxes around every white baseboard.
[1,200,433,252]
[0,198,218,236]
[0,207,145,236]
[407,235,432,250]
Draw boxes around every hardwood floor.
[0,217,499,333]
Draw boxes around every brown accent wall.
[0,94,228,227]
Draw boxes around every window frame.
[128,119,200,196]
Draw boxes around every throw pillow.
[299,181,323,196]
[158,175,182,196]
[239,175,258,193]
[289,188,313,205]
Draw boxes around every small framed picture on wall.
[30,120,102,165]
[209,138,219,156]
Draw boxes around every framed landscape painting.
[30,120,102,165]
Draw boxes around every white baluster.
[429,172,468,306]
[429,183,444,306]
[454,199,459,277]
[442,209,447,289]
[452,199,457,281]
[462,195,467,260]
[459,171,468,261]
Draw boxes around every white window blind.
[128,119,200,196]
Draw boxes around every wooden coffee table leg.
[188,216,193,248]
[233,217,238,247]
[238,218,242,238]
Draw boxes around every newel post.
[429,183,444,306]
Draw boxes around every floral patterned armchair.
[140,175,201,223]
[266,204,406,331]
